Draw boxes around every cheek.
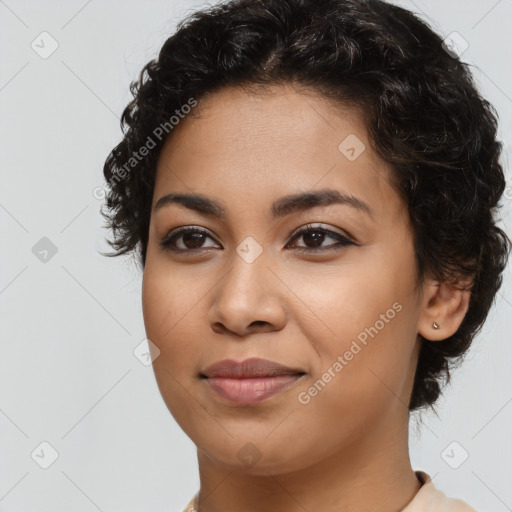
[141,265,199,362]
[290,303,415,456]
[141,266,205,425]
[142,256,205,334]
[289,247,418,408]
[142,269,171,345]
[287,254,408,348]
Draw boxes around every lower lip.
[203,374,304,404]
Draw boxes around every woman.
[101,0,510,510]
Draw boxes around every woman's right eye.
[159,227,220,253]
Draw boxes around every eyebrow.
[153,189,374,220]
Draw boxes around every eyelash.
[158,224,356,254]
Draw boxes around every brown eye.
[159,227,220,252]
[287,225,355,252]
[159,224,356,254]
[300,230,327,248]
[181,232,207,249]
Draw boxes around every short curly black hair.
[101,0,510,410]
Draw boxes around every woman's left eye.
[286,224,355,252]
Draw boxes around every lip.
[200,357,305,378]
[200,358,306,405]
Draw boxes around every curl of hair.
[101,0,511,410]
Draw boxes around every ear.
[417,276,472,341]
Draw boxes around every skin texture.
[141,83,471,512]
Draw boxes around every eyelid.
[288,222,355,243]
[159,225,221,250]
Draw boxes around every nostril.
[250,321,268,327]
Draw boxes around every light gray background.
[1,1,511,511]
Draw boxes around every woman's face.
[142,83,424,474]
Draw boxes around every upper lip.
[200,357,306,379]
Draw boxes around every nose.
[208,251,287,337]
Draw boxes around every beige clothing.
[402,471,477,511]
[181,471,477,511]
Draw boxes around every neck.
[193,410,421,512]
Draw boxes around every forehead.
[153,83,402,221]
[158,83,371,166]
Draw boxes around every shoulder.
[181,493,197,512]
[402,472,477,512]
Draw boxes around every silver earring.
[432,322,440,330]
